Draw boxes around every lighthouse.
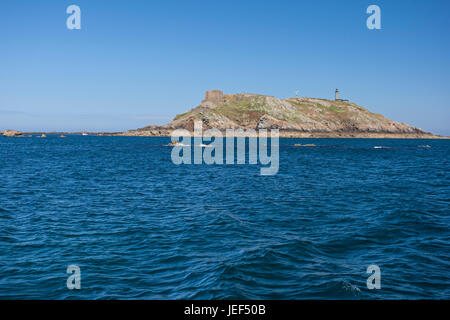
[335,89,339,101]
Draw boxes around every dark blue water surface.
[0,135,449,299]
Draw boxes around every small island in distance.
[1,89,447,139]
[106,89,445,139]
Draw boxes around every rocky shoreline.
[98,128,445,139]
[2,129,446,139]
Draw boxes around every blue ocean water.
[0,135,449,299]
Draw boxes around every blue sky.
[1,0,449,134]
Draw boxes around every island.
[105,90,443,139]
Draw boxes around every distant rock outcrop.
[2,130,23,137]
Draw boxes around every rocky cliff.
[116,90,441,138]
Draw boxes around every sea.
[0,135,448,299]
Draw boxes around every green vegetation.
[314,103,346,114]
[328,104,346,113]
[174,111,190,121]
[214,96,271,122]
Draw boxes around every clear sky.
[1,0,449,135]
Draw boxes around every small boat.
[82,132,88,136]
[39,133,47,138]
[60,134,66,138]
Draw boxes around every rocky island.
[110,90,442,139]
[1,130,24,137]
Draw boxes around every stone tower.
[202,90,224,104]
[335,89,339,101]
